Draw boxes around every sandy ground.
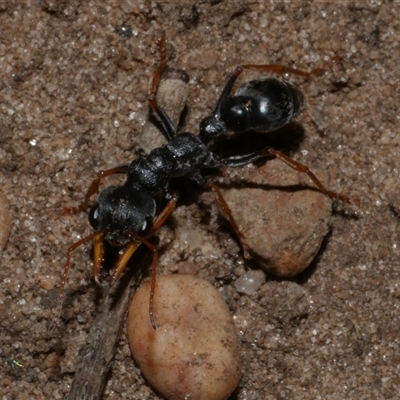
[1,1,399,399]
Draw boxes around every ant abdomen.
[220,78,305,133]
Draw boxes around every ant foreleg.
[92,231,105,286]
[50,229,108,329]
[112,235,159,330]
[109,194,178,329]
[64,165,129,214]
[149,192,179,233]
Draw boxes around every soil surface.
[1,1,399,399]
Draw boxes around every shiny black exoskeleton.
[55,42,348,329]
[89,132,221,240]
[199,74,304,142]
[89,73,305,239]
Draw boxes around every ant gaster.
[54,35,349,329]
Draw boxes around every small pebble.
[183,49,219,70]
[0,191,11,251]
[60,330,87,374]
[223,159,332,277]
[177,261,199,275]
[39,275,57,291]
[234,269,266,295]
[260,281,311,324]
[127,274,241,400]
[120,0,142,14]
[44,352,60,369]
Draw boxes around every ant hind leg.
[209,182,251,259]
[222,148,352,204]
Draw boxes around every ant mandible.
[54,34,349,330]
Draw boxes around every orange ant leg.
[148,31,167,98]
[108,194,179,329]
[260,147,352,204]
[240,63,314,78]
[112,235,159,330]
[64,165,129,214]
[50,229,108,329]
[109,193,178,284]
[209,182,250,259]
[147,32,178,141]
[222,63,322,96]
[92,231,105,286]
[240,53,342,78]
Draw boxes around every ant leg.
[92,231,105,286]
[148,33,177,141]
[64,165,129,214]
[110,193,178,284]
[241,54,341,78]
[262,148,351,204]
[109,194,179,329]
[209,182,250,259]
[50,229,108,329]
[240,64,315,78]
[148,32,168,99]
[148,96,177,141]
[112,235,159,330]
[222,149,351,204]
[148,192,179,233]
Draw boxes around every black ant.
[54,35,350,330]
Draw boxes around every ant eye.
[88,204,99,229]
[139,216,153,235]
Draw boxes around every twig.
[66,279,133,400]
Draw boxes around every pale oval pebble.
[127,274,241,400]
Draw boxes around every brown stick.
[66,63,188,400]
[66,280,133,400]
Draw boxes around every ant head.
[199,115,226,144]
[89,186,156,236]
